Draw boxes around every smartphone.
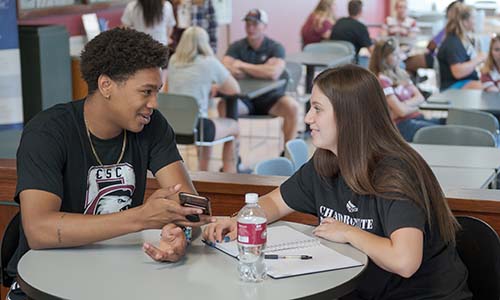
[179,192,212,222]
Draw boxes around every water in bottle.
[237,193,267,282]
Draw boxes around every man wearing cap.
[220,8,298,149]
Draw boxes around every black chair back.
[456,216,500,300]
[1,212,20,287]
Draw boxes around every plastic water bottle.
[237,193,267,282]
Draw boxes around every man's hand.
[143,224,187,262]
[140,184,216,229]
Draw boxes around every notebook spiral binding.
[263,238,321,253]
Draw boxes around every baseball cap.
[242,9,268,24]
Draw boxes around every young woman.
[301,0,336,47]
[481,34,500,92]
[437,3,486,90]
[382,0,419,38]
[167,26,241,173]
[121,0,176,46]
[204,65,472,300]
[369,39,443,142]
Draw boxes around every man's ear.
[97,74,113,99]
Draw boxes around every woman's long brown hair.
[312,65,459,243]
[138,0,164,27]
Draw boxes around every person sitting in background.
[330,0,373,64]
[220,8,298,151]
[481,34,500,92]
[437,3,486,90]
[204,65,472,300]
[381,0,419,39]
[6,28,214,300]
[121,0,176,46]
[168,26,242,173]
[369,39,444,142]
[301,0,336,48]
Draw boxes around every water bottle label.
[237,222,267,245]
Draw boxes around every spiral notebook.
[208,225,363,279]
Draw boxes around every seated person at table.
[220,8,298,147]
[6,28,214,300]
[301,0,336,48]
[381,0,419,39]
[204,65,472,300]
[330,0,373,64]
[168,26,241,173]
[480,34,500,92]
[369,39,444,142]
[437,3,486,90]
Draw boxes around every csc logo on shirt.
[84,163,136,215]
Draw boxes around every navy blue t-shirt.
[330,17,372,59]
[280,159,472,300]
[437,33,479,90]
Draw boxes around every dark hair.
[80,28,169,94]
[446,0,464,15]
[312,65,459,243]
[138,0,164,27]
[348,0,362,16]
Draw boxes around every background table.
[221,78,287,120]
[17,222,367,300]
[411,143,500,170]
[286,52,354,93]
[421,90,500,115]
[431,166,496,189]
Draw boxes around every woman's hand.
[312,218,356,244]
[143,224,187,262]
[202,218,237,244]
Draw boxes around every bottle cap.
[245,193,258,204]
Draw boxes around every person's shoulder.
[229,38,248,49]
[264,36,283,47]
[378,73,393,84]
[25,101,79,130]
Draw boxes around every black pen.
[264,254,312,260]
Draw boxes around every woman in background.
[301,0,336,48]
[370,39,444,142]
[437,3,486,90]
[121,0,176,46]
[168,26,241,173]
[481,34,500,92]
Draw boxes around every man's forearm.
[25,207,145,249]
[241,62,281,80]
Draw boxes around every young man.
[6,28,213,300]
[220,9,298,148]
[330,0,373,63]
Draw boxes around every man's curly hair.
[80,27,169,94]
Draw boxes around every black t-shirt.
[437,33,479,90]
[225,36,288,94]
[330,17,372,59]
[7,99,182,276]
[280,159,472,300]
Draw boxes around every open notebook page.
[209,225,363,278]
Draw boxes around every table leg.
[305,65,315,133]
[224,96,238,120]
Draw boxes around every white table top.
[422,89,500,114]
[17,222,367,300]
[411,143,500,170]
[431,166,496,189]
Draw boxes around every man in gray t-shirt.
[222,9,298,148]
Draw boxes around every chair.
[446,109,500,138]
[285,61,303,98]
[1,210,20,288]
[304,41,354,58]
[0,128,23,159]
[455,216,500,300]
[285,139,309,171]
[413,125,497,147]
[254,157,294,176]
[157,93,234,168]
